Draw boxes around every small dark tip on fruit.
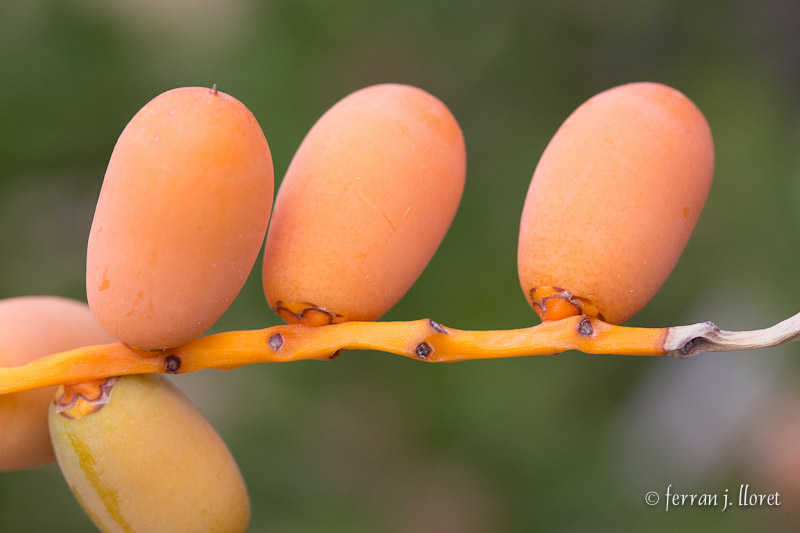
[268,333,284,351]
[429,320,448,334]
[165,355,181,374]
[578,318,593,336]
[329,349,343,360]
[415,342,432,360]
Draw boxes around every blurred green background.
[2,0,800,531]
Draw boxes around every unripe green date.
[49,374,249,532]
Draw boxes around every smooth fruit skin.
[518,82,714,324]
[87,87,273,349]
[0,296,114,471]
[49,374,249,533]
[263,84,466,323]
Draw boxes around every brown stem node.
[415,342,433,360]
[165,355,182,374]
[268,333,284,351]
[430,320,448,334]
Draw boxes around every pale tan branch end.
[664,311,800,358]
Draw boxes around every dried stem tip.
[664,313,800,358]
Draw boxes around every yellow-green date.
[49,374,249,533]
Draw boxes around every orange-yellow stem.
[0,317,667,395]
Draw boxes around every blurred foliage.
[2,0,800,531]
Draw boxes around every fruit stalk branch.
[1,312,799,395]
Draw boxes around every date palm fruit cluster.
[0,82,713,531]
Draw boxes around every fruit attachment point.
[54,377,119,420]
[530,286,604,322]
[273,301,348,327]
